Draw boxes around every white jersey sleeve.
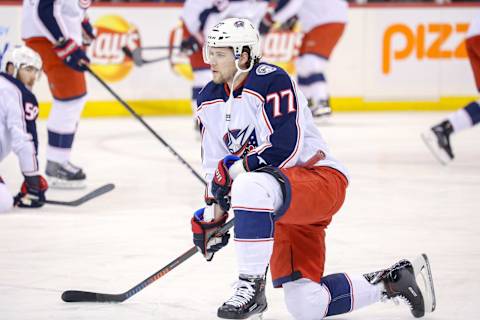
[22,0,87,45]
[0,77,39,176]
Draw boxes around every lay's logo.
[87,15,141,82]
[382,22,469,75]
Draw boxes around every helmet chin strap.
[225,58,254,139]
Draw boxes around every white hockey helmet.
[203,18,261,67]
[1,45,42,77]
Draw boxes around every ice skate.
[217,275,267,319]
[308,98,332,118]
[421,120,454,165]
[46,160,86,189]
[365,256,435,318]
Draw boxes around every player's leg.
[296,23,345,117]
[0,177,13,213]
[283,275,382,320]
[283,255,435,320]
[26,38,87,188]
[421,34,480,164]
[217,172,281,319]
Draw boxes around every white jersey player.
[259,0,348,117]
[0,46,48,213]
[179,0,269,129]
[422,14,480,164]
[22,0,95,188]
[189,18,436,319]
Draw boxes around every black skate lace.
[224,280,255,308]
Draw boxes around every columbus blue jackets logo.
[256,64,277,76]
[223,125,258,156]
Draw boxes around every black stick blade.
[62,290,125,303]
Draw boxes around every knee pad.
[48,95,87,133]
[284,278,330,320]
[296,54,327,77]
[0,183,13,213]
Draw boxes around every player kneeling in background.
[0,46,48,213]
[190,18,436,319]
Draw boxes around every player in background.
[0,46,48,213]
[21,0,95,188]
[190,18,435,319]
[258,0,348,117]
[179,0,268,130]
[422,15,480,165]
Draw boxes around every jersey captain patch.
[256,64,277,76]
[223,125,258,157]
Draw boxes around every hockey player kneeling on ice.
[0,46,48,213]
[190,18,436,319]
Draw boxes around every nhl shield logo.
[234,20,245,28]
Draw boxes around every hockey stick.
[61,218,234,303]
[45,183,115,207]
[86,66,206,185]
[122,47,169,67]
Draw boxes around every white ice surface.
[0,113,479,320]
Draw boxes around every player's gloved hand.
[54,38,90,72]
[211,155,241,212]
[259,10,275,35]
[13,175,48,208]
[180,35,200,55]
[81,17,96,46]
[191,206,230,261]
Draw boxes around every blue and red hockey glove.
[14,175,48,208]
[211,155,242,212]
[54,38,90,71]
[81,17,96,46]
[191,207,230,261]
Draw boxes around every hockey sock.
[296,54,328,103]
[447,100,480,133]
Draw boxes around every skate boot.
[46,160,86,189]
[217,274,267,319]
[308,98,332,118]
[421,120,454,165]
[365,256,436,318]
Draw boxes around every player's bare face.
[208,47,237,85]
[17,66,38,89]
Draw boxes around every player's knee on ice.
[0,183,13,213]
[230,172,283,212]
[283,278,330,320]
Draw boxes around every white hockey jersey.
[21,0,90,45]
[196,63,348,197]
[0,73,40,176]
[272,0,348,33]
[181,0,269,41]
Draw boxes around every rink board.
[0,3,479,115]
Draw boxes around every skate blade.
[47,177,87,190]
[421,131,451,165]
[412,253,436,313]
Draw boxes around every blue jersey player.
[0,46,48,213]
[189,18,436,319]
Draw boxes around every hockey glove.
[54,38,90,72]
[211,155,241,212]
[180,36,200,55]
[258,11,274,35]
[14,175,48,208]
[191,207,230,261]
[81,17,96,46]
